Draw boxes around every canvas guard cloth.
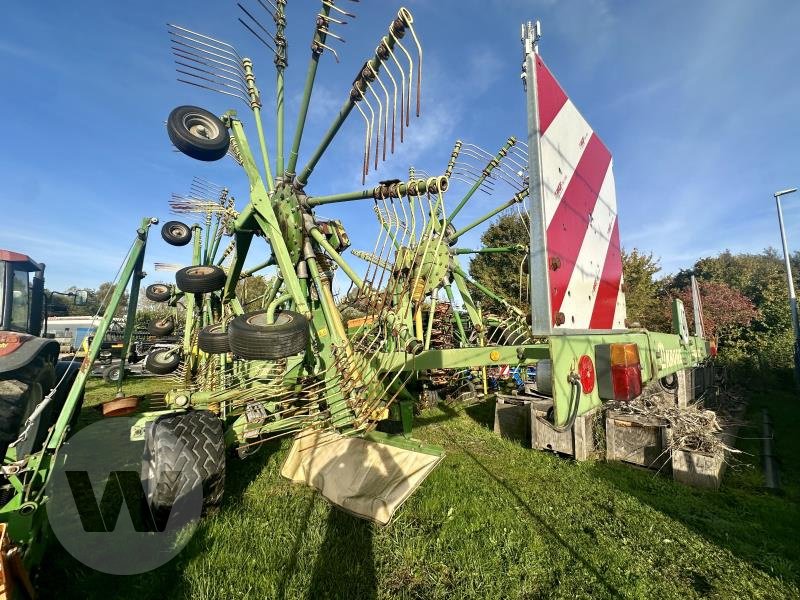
[281,429,443,525]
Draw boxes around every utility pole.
[774,187,799,385]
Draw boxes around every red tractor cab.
[0,250,78,459]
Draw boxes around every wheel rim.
[186,266,216,276]
[157,319,172,328]
[153,351,175,365]
[183,113,219,140]
[170,225,188,237]
[246,312,293,327]
[152,285,168,294]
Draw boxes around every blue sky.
[1,0,799,292]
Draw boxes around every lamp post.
[774,187,799,383]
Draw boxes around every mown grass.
[37,375,799,599]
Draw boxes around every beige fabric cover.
[281,429,443,525]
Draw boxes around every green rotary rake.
[142,1,539,522]
[133,3,708,523]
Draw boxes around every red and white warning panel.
[530,54,627,331]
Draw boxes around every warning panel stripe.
[556,162,617,329]
[535,57,568,136]
[588,218,622,329]
[545,133,612,321]
[540,99,594,230]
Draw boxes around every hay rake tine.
[354,101,372,183]
[368,63,390,163]
[382,38,406,144]
[171,48,246,85]
[364,76,383,170]
[460,146,526,189]
[169,25,245,66]
[399,8,422,117]
[322,1,356,20]
[296,8,420,185]
[377,41,399,153]
[237,3,278,52]
[388,21,413,128]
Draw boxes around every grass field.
[38,375,799,599]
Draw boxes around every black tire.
[167,105,230,162]
[175,266,226,294]
[228,310,309,360]
[161,221,192,247]
[659,373,679,392]
[0,360,55,459]
[146,283,172,303]
[198,324,230,354]
[148,317,176,337]
[145,349,181,375]
[102,364,124,384]
[142,410,225,528]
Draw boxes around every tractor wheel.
[198,324,230,355]
[142,410,225,528]
[175,266,226,294]
[167,106,230,162]
[145,283,172,303]
[161,221,192,247]
[148,317,176,337]
[145,349,181,375]
[228,310,309,360]
[0,360,55,459]
[102,364,124,384]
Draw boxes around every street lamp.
[774,187,799,383]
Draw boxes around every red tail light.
[577,354,595,393]
[609,343,642,402]
[611,365,642,401]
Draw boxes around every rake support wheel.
[161,221,192,247]
[148,317,176,337]
[198,324,230,355]
[145,349,181,375]
[175,266,226,294]
[145,284,172,303]
[167,106,230,162]
[228,310,309,360]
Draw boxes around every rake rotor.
[156,2,536,452]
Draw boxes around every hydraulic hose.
[538,374,583,433]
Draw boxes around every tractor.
[0,251,86,463]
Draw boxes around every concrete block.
[605,410,671,470]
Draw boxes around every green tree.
[94,282,129,318]
[620,248,662,329]
[667,249,794,372]
[467,214,529,313]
